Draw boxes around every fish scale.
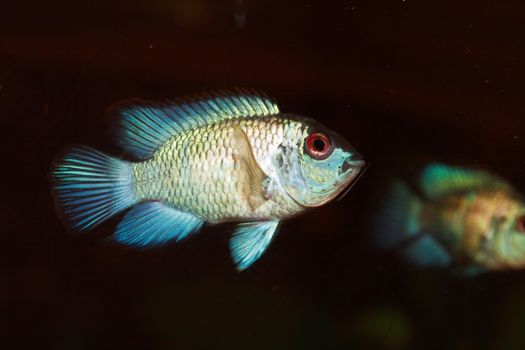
[133,116,305,223]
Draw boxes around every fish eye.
[517,215,525,233]
[305,132,332,160]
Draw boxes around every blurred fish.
[376,163,525,274]
[52,89,365,270]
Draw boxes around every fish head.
[273,116,365,208]
[466,191,525,270]
[492,197,525,269]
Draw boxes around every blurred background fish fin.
[111,90,279,160]
[419,163,512,200]
[112,202,204,249]
[230,220,279,271]
[403,235,451,267]
[452,265,486,278]
[52,146,136,232]
[374,180,423,250]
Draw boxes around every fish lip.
[343,159,366,172]
[351,159,365,165]
[339,154,365,174]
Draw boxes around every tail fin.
[51,147,136,232]
[374,180,423,249]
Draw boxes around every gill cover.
[274,118,364,207]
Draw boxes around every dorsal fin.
[110,88,280,159]
[419,163,513,200]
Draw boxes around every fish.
[375,163,525,274]
[51,89,365,270]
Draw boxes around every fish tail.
[374,180,423,249]
[51,146,136,232]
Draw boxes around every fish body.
[376,163,525,273]
[134,115,306,222]
[52,90,365,270]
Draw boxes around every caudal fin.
[51,147,136,232]
[374,180,423,249]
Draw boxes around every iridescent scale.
[133,116,307,222]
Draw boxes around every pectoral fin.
[230,125,269,210]
[230,221,280,271]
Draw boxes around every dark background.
[3,0,525,349]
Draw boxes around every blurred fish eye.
[516,215,525,232]
[305,132,332,160]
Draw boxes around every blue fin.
[112,202,204,248]
[453,265,486,278]
[419,163,512,200]
[374,180,423,250]
[403,235,451,268]
[111,89,280,159]
[230,221,280,271]
[52,147,136,231]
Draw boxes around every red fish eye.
[305,132,332,160]
[517,215,525,233]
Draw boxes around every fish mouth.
[297,158,366,208]
[340,156,366,175]
[336,160,369,202]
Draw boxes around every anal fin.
[230,221,280,271]
[112,202,204,248]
